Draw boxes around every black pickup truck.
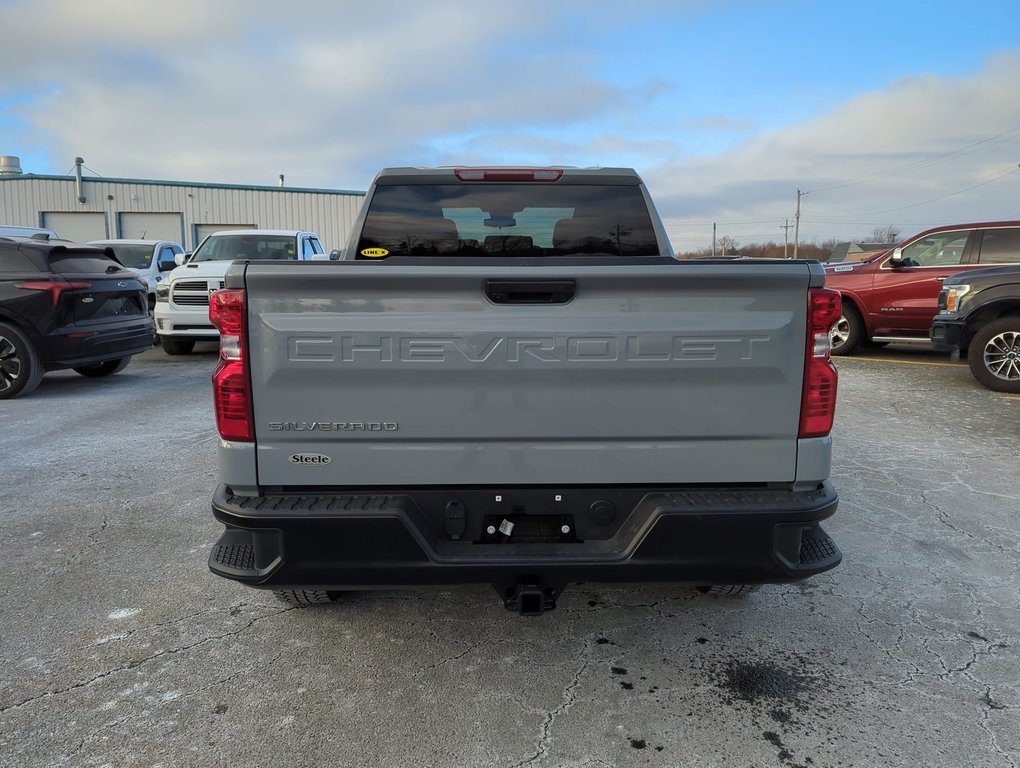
[931,264,1020,392]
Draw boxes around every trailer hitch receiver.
[496,582,564,616]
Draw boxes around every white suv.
[154,229,325,354]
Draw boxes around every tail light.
[800,288,841,438]
[18,280,92,307]
[210,288,253,442]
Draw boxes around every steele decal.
[289,453,333,465]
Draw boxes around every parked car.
[154,229,325,355]
[0,237,153,399]
[931,265,1020,392]
[824,221,1020,355]
[0,224,59,240]
[86,239,185,311]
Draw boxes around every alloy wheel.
[0,335,22,394]
[983,331,1020,382]
[829,316,850,349]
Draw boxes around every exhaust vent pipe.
[74,156,86,203]
[0,155,23,175]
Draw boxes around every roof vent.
[0,156,24,176]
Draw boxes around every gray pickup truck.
[207,167,842,614]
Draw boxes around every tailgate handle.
[485,280,576,305]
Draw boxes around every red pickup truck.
[825,221,1020,355]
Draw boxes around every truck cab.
[825,221,1020,355]
[154,229,324,354]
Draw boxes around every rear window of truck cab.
[355,184,659,259]
[96,244,154,269]
[192,235,297,262]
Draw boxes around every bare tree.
[718,235,740,255]
[869,225,901,244]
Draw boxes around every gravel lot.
[1,342,1018,768]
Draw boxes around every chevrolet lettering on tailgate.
[287,334,773,364]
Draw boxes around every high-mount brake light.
[799,288,841,439]
[454,168,563,182]
[18,280,92,307]
[210,288,254,442]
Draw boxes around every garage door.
[42,212,108,242]
[119,213,183,243]
[194,224,256,248]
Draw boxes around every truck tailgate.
[243,261,818,487]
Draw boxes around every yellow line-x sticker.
[360,248,389,258]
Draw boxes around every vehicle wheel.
[73,357,131,377]
[967,318,1020,393]
[695,585,762,597]
[829,305,865,356]
[273,589,339,606]
[161,337,195,355]
[0,322,44,399]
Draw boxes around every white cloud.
[649,52,1020,249]
[4,1,638,187]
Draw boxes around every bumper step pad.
[799,530,840,567]
[212,542,254,571]
[208,528,281,579]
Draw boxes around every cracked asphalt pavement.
[1,344,1018,767]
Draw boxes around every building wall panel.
[1,176,364,250]
[118,212,185,241]
[42,211,108,241]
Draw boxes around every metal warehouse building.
[0,156,365,251]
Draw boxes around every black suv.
[0,237,154,398]
[931,265,1020,392]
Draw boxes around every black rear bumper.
[209,483,841,594]
[36,318,154,369]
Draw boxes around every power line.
[833,164,1020,217]
[808,126,1020,193]
[666,160,1019,244]
[662,217,782,226]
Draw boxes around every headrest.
[483,235,535,253]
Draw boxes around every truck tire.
[273,589,337,606]
[967,317,1020,393]
[0,322,44,399]
[73,357,131,377]
[696,585,762,596]
[829,305,864,356]
[161,338,195,356]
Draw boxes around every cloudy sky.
[2,0,1019,250]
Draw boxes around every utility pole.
[793,189,807,260]
[781,218,792,259]
[712,222,717,258]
